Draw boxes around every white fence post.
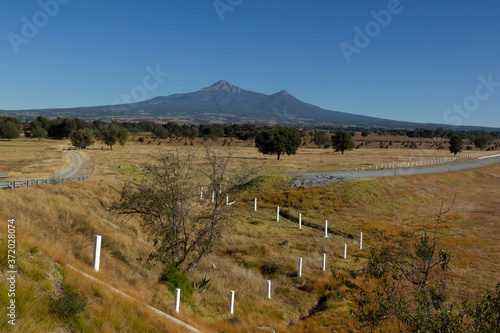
[200,187,203,200]
[267,280,271,299]
[212,191,215,203]
[298,213,302,229]
[226,193,229,205]
[359,232,363,250]
[276,206,279,222]
[175,288,180,313]
[322,253,326,271]
[298,257,303,277]
[254,198,257,211]
[229,290,235,314]
[93,235,102,272]
[343,244,347,259]
[324,220,328,237]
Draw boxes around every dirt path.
[55,150,83,178]
[289,154,500,188]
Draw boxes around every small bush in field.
[193,275,212,292]
[49,283,87,319]
[260,262,280,276]
[159,267,194,301]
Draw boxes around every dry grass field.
[0,135,499,332]
[0,139,70,180]
[91,134,497,177]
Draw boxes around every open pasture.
[0,136,499,331]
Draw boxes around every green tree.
[71,128,94,149]
[35,116,49,129]
[184,125,199,140]
[152,125,169,139]
[434,127,445,138]
[209,123,225,140]
[117,126,128,146]
[47,118,77,139]
[474,135,492,150]
[449,135,463,156]
[332,130,355,154]
[32,125,48,142]
[255,126,301,160]
[1,120,20,140]
[312,130,331,148]
[103,123,128,150]
[361,130,371,137]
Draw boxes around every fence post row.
[0,175,88,190]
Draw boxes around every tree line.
[3,116,128,149]
[4,116,499,143]
[309,125,500,140]
[1,116,498,156]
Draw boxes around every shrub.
[193,275,211,292]
[159,267,194,301]
[49,283,87,319]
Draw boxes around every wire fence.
[0,176,88,189]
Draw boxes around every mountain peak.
[199,80,248,93]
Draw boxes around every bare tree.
[111,147,254,273]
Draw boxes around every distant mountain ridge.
[1,80,499,131]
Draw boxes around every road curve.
[289,155,500,188]
[55,150,83,178]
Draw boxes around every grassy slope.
[0,137,498,332]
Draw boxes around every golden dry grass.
[85,135,498,181]
[0,135,498,332]
[0,138,71,180]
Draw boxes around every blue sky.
[1,0,499,128]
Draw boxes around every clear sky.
[1,0,499,128]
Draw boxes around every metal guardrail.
[0,176,87,189]
[0,174,8,178]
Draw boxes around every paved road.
[55,150,83,178]
[289,154,500,188]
